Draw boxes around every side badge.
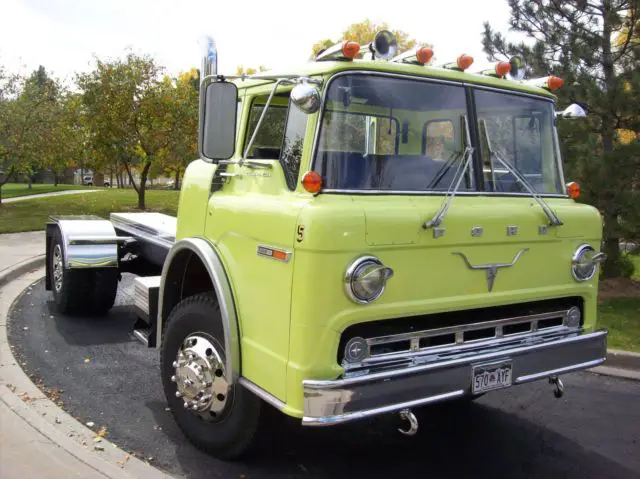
[296,225,305,243]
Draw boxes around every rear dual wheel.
[49,228,119,315]
[160,293,263,460]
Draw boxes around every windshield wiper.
[479,119,562,227]
[423,115,474,229]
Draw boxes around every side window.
[244,103,287,159]
[423,120,455,160]
[280,101,307,190]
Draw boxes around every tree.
[78,53,169,209]
[235,65,268,76]
[310,19,424,59]
[0,65,58,203]
[482,1,640,277]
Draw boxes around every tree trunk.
[28,175,32,189]
[54,173,59,187]
[174,169,180,190]
[137,161,152,210]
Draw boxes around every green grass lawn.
[1,183,92,199]
[631,254,640,281]
[0,189,179,233]
[598,298,640,352]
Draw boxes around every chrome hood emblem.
[453,248,529,292]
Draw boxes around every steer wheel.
[160,293,263,460]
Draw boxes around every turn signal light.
[342,41,360,59]
[302,171,322,193]
[495,61,511,78]
[457,54,474,70]
[416,47,434,64]
[566,181,580,199]
[548,76,564,91]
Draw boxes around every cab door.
[204,89,311,402]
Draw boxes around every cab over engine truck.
[44,32,608,459]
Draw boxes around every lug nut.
[205,381,213,388]
[191,404,199,411]
[183,401,189,408]
[170,375,176,382]
[172,361,178,368]
[175,391,182,398]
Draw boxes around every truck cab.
[44,31,607,460]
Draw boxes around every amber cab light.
[566,181,581,199]
[302,171,322,193]
[342,41,360,59]
[548,76,564,91]
[416,47,434,64]
[457,54,474,70]
[495,61,511,77]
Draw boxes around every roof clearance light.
[416,47,434,65]
[548,76,564,91]
[495,61,511,77]
[566,181,581,199]
[457,54,474,70]
[302,171,322,193]
[342,41,360,59]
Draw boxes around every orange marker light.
[416,47,434,64]
[566,181,581,199]
[302,171,322,193]
[341,41,360,59]
[457,54,474,70]
[495,61,511,77]
[548,76,564,91]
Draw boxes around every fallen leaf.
[94,444,104,451]
[97,425,108,437]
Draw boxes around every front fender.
[157,237,241,384]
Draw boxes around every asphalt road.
[8,276,640,479]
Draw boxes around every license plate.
[472,360,512,394]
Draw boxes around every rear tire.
[160,293,262,460]
[49,228,119,315]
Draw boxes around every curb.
[605,349,640,371]
[0,254,46,287]
[0,263,173,478]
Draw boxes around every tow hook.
[398,408,418,436]
[549,375,565,398]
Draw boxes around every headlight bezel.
[571,244,599,282]
[344,255,393,304]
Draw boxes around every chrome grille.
[343,309,575,368]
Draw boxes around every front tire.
[160,293,262,460]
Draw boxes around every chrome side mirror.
[291,82,321,114]
[557,103,586,119]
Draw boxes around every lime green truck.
[44,31,608,459]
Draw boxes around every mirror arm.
[240,78,294,167]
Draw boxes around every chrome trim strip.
[157,238,240,384]
[239,377,286,411]
[319,189,569,198]
[110,213,175,251]
[516,358,605,383]
[68,235,135,245]
[302,390,465,426]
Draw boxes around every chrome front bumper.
[302,328,607,426]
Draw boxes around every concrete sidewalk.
[0,231,45,275]
[2,189,103,204]
[0,240,172,477]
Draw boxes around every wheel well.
[160,250,215,333]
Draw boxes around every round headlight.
[344,256,394,304]
[571,244,601,281]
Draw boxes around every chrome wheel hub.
[171,333,228,417]
[52,245,64,293]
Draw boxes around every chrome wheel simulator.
[172,333,229,418]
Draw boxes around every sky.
[1,0,520,83]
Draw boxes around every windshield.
[475,89,563,195]
[314,74,564,195]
